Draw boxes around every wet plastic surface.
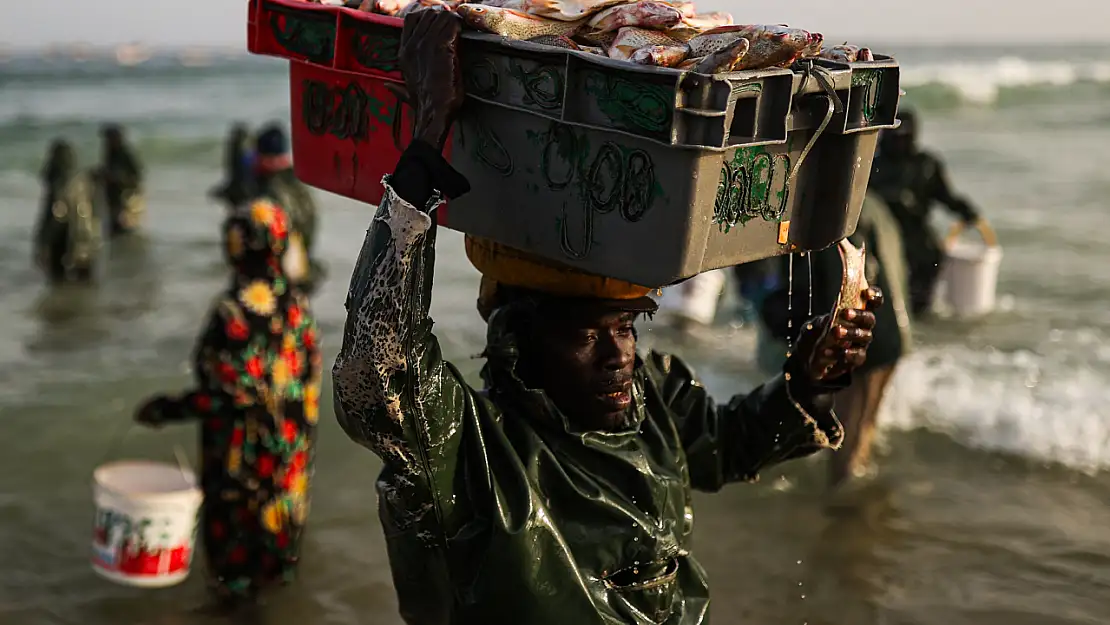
[248,0,900,284]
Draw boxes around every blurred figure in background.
[97,123,145,237]
[34,139,100,284]
[253,124,322,291]
[209,123,255,207]
[135,198,322,603]
[868,108,980,315]
[760,193,912,488]
[732,256,782,324]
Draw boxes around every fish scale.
[457,3,585,38]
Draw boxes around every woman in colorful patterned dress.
[135,198,322,602]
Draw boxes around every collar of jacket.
[479,301,649,443]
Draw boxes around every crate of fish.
[248,0,901,285]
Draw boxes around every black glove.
[391,10,466,150]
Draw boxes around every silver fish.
[586,1,683,34]
[607,26,683,61]
[690,24,817,69]
[816,44,874,63]
[630,44,690,67]
[691,36,749,73]
[457,3,584,38]
[526,34,582,49]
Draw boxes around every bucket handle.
[945,218,998,250]
[173,445,198,488]
[96,422,198,487]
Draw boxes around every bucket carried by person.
[91,458,202,588]
[937,219,1002,318]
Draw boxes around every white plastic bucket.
[938,220,1002,318]
[658,269,728,326]
[91,460,203,588]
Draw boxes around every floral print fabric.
[143,198,322,599]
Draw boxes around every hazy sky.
[2,0,1108,49]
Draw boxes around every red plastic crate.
[250,0,453,208]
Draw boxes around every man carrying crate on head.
[332,10,883,625]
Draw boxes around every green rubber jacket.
[332,182,845,625]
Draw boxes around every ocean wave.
[902,57,1110,105]
[884,329,1110,474]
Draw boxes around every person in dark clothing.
[96,124,145,237]
[732,256,782,323]
[252,125,322,291]
[868,108,980,315]
[331,11,884,625]
[760,193,913,487]
[136,197,322,602]
[34,139,100,284]
[209,123,255,207]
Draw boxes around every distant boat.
[115,43,152,67]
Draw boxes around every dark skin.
[517,301,880,432]
[395,10,882,431]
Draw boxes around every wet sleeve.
[928,154,978,222]
[331,141,474,532]
[646,352,845,492]
[148,303,248,423]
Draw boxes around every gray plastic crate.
[441,42,900,286]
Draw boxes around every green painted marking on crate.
[583,71,673,139]
[352,30,401,73]
[713,145,791,232]
[461,117,514,177]
[852,69,883,122]
[508,60,564,112]
[267,4,336,65]
[300,79,397,143]
[463,57,502,99]
[522,122,663,258]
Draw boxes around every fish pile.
[298,0,877,72]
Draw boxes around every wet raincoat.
[333,171,846,624]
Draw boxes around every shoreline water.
[2,45,1109,624]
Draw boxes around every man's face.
[531,308,638,432]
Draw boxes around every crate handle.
[786,63,842,191]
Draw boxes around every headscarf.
[41,139,76,191]
[254,124,293,174]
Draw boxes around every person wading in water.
[96,123,145,237]
[136,199,322,604]
[332,11,884,625]
[868,108,981,315]
[34,139,100,284]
